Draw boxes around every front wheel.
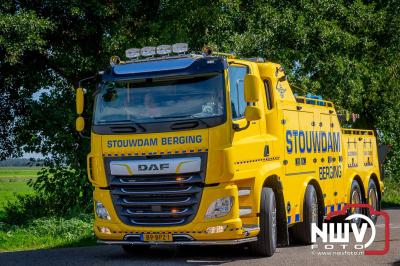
[249,187,277,257]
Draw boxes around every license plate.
[141,233,173,242]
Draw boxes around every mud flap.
[378,144,391,179]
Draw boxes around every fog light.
[205,196,233,219]
[98,226,111,234]
[205,225,227,234]
[95,201,111,220]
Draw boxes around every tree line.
[1,0,399,216]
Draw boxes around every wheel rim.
[368,188,378,220]
[311,193,318,224]
[351,189,362,223]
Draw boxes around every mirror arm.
[78,132,90,139]
[76,73,99,138]
[232,121,250,132]
[78,74,98,88]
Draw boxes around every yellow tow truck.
[75,43,383,256]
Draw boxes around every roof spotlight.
[156,45,172,55]
[140,46,156,57]
[172,43,188,54]
[125,48,140,59]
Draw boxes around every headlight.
[205,196,233,219]
[95,201,111,220]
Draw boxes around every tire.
[292,185,318,245]
[348,180,363,228]
[122,244,150,254]
[366,179,380,224]
[249,187,277,257]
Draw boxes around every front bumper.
[93,182,260,242]
[98,236,257,246]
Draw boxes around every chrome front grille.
[106,155,206,227]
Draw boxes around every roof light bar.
[172,43,188,53]
[156,45,172,55]
[140,46,156,57]
[125,48,140,59]
[124,43,189,59]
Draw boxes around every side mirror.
[76,116,85,132]
[233,75,263,132]
[245,106,262,121]
[75,87,86,133]
[76,87,84,115]
[244,74,262,102]
[244,74,262,122]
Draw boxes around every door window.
[228,65,248,119]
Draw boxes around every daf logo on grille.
[138,163,169,171]
[110,157,201,176]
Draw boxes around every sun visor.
[108,56,227,80]
[113,58,196,75]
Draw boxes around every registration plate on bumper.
[141,233,173,242]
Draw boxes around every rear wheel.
[348,180,363,227]
[292,185,318,244]
[366,179,380,224]
[122,244,150,254]
[249,187,277,257]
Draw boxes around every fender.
[346,175,365,204]
[297,176,321,221]
[252,162,282,213]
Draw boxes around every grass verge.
[381,178,400,208]
[0,214,96,252]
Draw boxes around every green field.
[0,167,40,179]
[0,167,38,217]
[0,167,96,252]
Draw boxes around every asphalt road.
[0,209,399,266]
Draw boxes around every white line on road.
[375,223,400,229]
[187,260,230,263]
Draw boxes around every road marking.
[375,223,400,229]
[187,260,230,263]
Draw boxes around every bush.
[1,161,93,225]
[381,178,400,208]
[2,192,91,225]
[3,189,92,226]
[3,194,50,225]
[32,164,93,215]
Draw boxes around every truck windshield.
[94,73,225,125]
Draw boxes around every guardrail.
[295,96,334,108]
[341,129,374,136]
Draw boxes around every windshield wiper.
[99,119,146,132]
[154,115,210,127]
